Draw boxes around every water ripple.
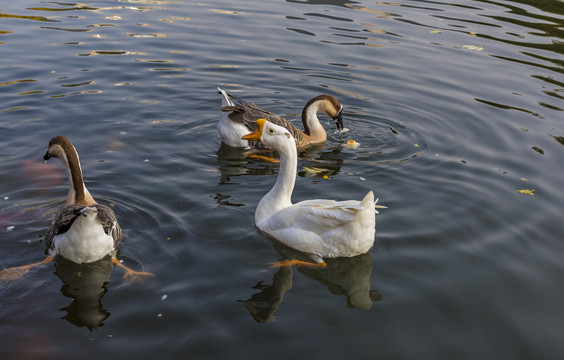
[0,12,55,22]
[40,26,92,32]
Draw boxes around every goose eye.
[268,129,274,134]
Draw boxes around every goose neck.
[59,146,95,206]
[301,100,325,139]
[256,139,297,220]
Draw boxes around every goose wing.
[261,201,365,257]
[45,203,85,250]
[95,204,123,247]
[269,199,366,232]
[220,92,307,144]
[261,192,377,257]
[45,203,123,251]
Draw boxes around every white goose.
[242,119,385,268]
[218,87,343,148]
[0,136,155,281]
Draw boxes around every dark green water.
[1,0,563,358]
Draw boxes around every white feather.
[217,87,250,147]
[50,207,115,264]
[248,120,384,261]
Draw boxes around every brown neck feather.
[49,136,95,206]
[63,142,87,205]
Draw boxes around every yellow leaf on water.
[430,30,442,34]
[517,189,535,195]
[323,175,331,180]
[470,32,477,37]
[303,167,325,174]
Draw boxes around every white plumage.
[242,119,384,266]
[218,88,250,147]
[50,206,115,264]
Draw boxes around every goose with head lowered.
[0,136,155,281]
[242,119,385,268]
[218,87,343,149]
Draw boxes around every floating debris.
[460,45,483,51]
[343,140,360,148]
[303,166,325,174]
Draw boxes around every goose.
[0,136,155,281]
[242,119,385,268]
[218,87,343,149]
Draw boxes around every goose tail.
[361,191,387,213]
[217,87,234,107]
[360,191,374,209]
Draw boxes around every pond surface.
[1,0,563,358]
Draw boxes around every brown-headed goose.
[218,87,343,149]
[0,136,155,281]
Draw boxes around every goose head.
[44,135,75,163]
[242,118,294,148]
[304,95,344,131]
[43,135,96,206]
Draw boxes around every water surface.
[1,0,563,359]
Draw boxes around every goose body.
[242,119,384,266]
[46,204,120,264]
[43,136,122,264]
[218,87,343,148]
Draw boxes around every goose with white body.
[242,119,385,267]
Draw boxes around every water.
[1,0,563,358]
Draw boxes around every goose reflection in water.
[215,141,343,186]
[54,257,113,330]
[243,252,381,323]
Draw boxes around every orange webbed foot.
[112,258,156,282]
[0,257,54,281]
[122,269,157,283]
[244,152,280,164]
[0,265,33,281]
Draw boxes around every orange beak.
[242,118,266,142]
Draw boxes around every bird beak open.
[333,109,343,131]
[242,118,266,142]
